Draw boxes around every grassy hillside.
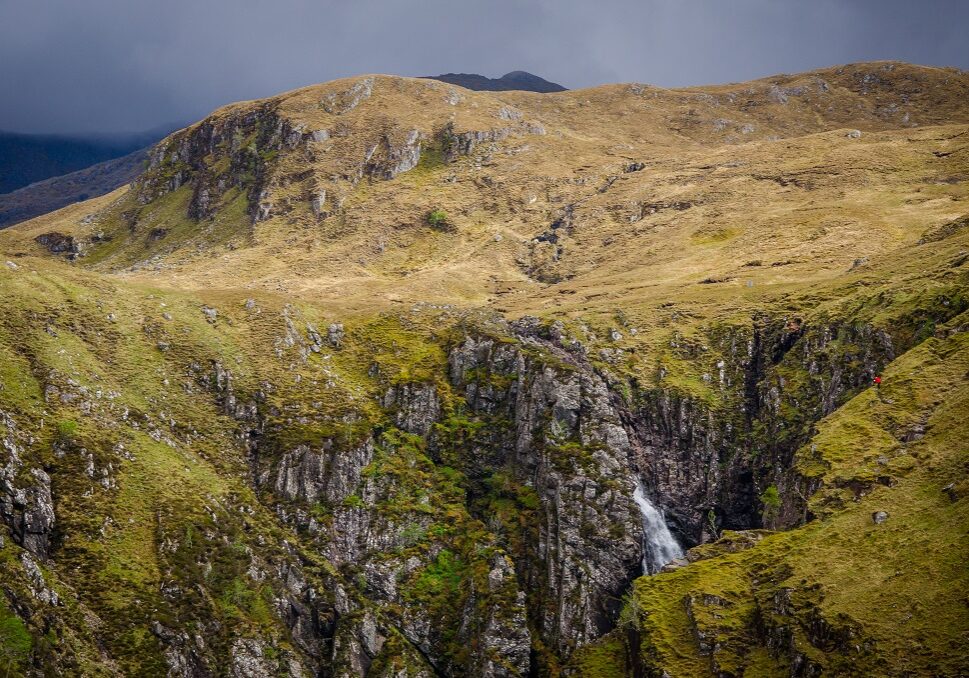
[0,61,967,676]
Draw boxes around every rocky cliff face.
[0,288,957,676]
[0,265,962,677]
[0,411,56,562]
[630,296,962,546]
[187,291,959,675]
[108,80,550,260]
[445,326,643,658]
[137,103,293,222]
[629,316,896,541]
[233,318,649,674]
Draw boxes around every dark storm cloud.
[1,0,967,134]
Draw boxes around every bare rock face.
[243,321,650,672]
[11,469,55,560]
[629,317,899,543]
[465,554,532,676]
[138,103,295,223]
[34,231,79,257]
[230,638,280,678]
[322,77,375,115]
[150,621,212,678]
[148,306,938,674]
[273,438,374,506]
[364,129,422,180]
[0,411,56,561]
[440,120,545,162]
[328,323,345,348]
[383,383,440,437]
[19,551,59,606]
[447,326,643,657]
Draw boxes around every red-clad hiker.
[873,375,882,390]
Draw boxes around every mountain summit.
[0,62,968,676]
[425,69,566,92]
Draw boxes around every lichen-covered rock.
[383,383,440,437]
[440,119,545,162]
[328,323,345,348]
[151,621,212,677]
[273,438,374,506]
[462,554,531,676]
[230,638,275,678]
[20,551,59,605]
[34,232,79,257]
[322,77,375,115]
[364,129,422,180]
[629,316,902,543]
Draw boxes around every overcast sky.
[2,0,967,135]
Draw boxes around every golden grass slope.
[1,61,966,324]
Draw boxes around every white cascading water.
[632,480,684,574]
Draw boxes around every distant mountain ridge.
[0,125,175,194]
[0,148,146,228]
[424,70,566,92]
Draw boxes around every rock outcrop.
[0,411,55,561]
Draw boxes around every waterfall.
[632,480,684,574]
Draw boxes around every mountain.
[0,61,967,676]
[425,69,566,92]
[0,148,148,228]
[0,126,175,194]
